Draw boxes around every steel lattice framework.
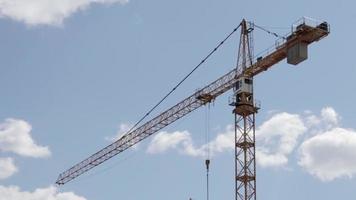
[56,18,329,186]
[232,19,257,200]
[235,114,256,200]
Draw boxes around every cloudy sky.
[0,0,355,200]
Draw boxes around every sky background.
[0,0,356,200]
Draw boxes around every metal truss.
[235,114,256,200]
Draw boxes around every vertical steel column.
[234,107,256,200]
[232,19,257,200]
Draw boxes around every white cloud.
[321,106,339,128]
[205,125,234,154]
[192,113,307,168]
[0,118,51,158]
[0,0,128,26]
[106,123,141,150]
[147,131,195,155]
[0,185,86,200]
[298,106,356,181]
[299,127,356,181]
[305,114,321,127]
[0,157,17,180]
[146,113,308,168]
[256,153,287,168]
[149,125,235,158]
[146,106,356,182]
[256,113,307,168]
[105,123,132,142]
[147,130,209,157]
[147,128,235,157]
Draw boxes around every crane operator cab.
[234,76,253,105]
[231,76,259,116]
[235,77,253,95]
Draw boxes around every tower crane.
[56,17,329,200]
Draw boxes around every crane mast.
[232,19,257,200]
[56,18,330,200]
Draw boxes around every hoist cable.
[205,104,211,200]
[121,23,242,139]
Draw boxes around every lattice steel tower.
[230,19,258,200]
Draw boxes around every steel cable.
[121,23,242,138]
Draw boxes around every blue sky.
[0,0,355,200]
